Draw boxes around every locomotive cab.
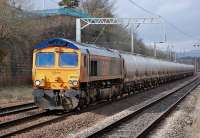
[32,38,81,110]
[33,47,80,90]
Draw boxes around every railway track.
[69,76,200,138]
[0,102,37,117]
[0,99,111,137]
[0,76,198,137]
[0,110,74,138]
[136,77,200,138]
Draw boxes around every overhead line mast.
[76,17,162,53]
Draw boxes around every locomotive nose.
[55,76,63,83]
[34,69,79,90]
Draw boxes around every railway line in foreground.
[69,76,200,138]
[0,100,113,137]
[0,110,75,138]
[0,102,37,117]
[0,76,199,137]
[0,99,110,137]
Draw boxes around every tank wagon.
[32,38,194,110]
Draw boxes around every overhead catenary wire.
[128,0,160,18]
[128,0,199,41]
[93,25,107,43]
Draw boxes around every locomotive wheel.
[85,96,90,105]
[111,96,117,101]
[78,98,85,109]
[62,96,79,111]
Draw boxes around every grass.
[0,85,33,104]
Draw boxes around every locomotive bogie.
[33,89,80,110]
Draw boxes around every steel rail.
[0,102,37,117]
[136,77,200,138]
[0,111,47,130]
[0,111,74,138]
[0,99,112,137]
[69,76,199,138]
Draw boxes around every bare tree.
[81,0,114,17]
[9,0,33,10]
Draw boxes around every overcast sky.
[29,0,200,52]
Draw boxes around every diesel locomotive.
[32,38,194,110]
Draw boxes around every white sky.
[27,0,200,52]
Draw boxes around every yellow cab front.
[32,46,81,90]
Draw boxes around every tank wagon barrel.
[32,38,194,111]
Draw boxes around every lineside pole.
[76,18,81,43]
[43,0,46,9]
[154,42,157,57]
[131,24,135,53]
[195,57,197,72]
[197,57,199,72]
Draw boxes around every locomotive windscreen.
[59,52,78,67]
[36,52,54,67]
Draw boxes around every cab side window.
[90,60,97,76]
[84,56,87,67]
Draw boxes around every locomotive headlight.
[35,80,41,86]
[68,80,73,84]
[72,81,78,86]
[68,80,78,86]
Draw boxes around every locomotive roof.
[34,38,120,58]
[34,38,193,67]
[34,38,79,50]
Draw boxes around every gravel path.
[14,77,195,138]
[149,84,200,138]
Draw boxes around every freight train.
[32,38,194,110]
